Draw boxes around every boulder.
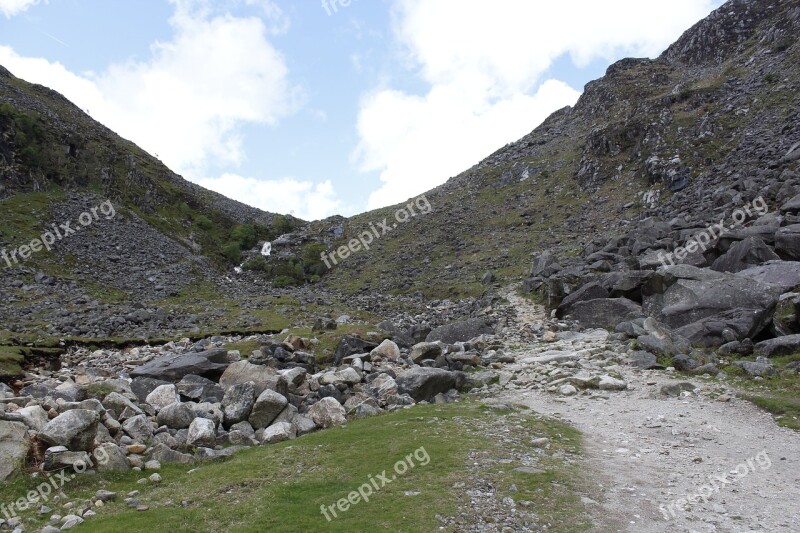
[733,358,777,377]
[219,361,281,397]
[260,422,296,444]
[370,339,401,361]
[555,282,609,318]
[177,374,224,403]
[222,382,256,428]
[319,367,362,387]
[293,415,317,436]
[530,251,559,277]
[636,333,691,358]
[711,237,780,273]
[643,265,780,331]
[675,308,776,347]
[736,261,800,293]
[43,447,90,471]
[717,224,779,250]
[130,348,232,382]
[368,373,399,401]
[333,336,379,365]
[122,414,154,444]
[781,191,800,213]
[775,225,800,259]
[375,321,415,348]
[598,375,627,391]
[410,342,443,363]
[672,354,698,371]
[149,443,195,465]
[425,318,494,344]
[130,377,171,403]
[396,367,465,402]
[279,367,307,388]
[191,402,223,428]
[187,418,217,448]
[773,293,800,336]
[156,403,196,430]
[601,270,654,301]
[94,443,130,472]
[0,421,29,480]
[146,384,180,412]
[628,351,661,369]
[248,389,288,429]
[569,298,645,329]
[14,405,49,431]
[38,410,99,451]
[754,335,800,358]
[308,397,347,429]
[102,392,144,420]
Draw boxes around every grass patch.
[0,401,591,532]
[746,394,800,431]
[719,352,800,431]
[0,346,25,377]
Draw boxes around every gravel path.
[489,288,800,533]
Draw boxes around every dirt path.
[489,287,800,532]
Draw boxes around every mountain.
[1,0,799,359]
[0,65,306,358]
[318,0,800,298]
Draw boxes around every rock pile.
[0,325,506,482]
[524,196,800,367]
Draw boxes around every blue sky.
[0,0,723,220]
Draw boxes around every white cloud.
[0,0,298,177]
[197,174,345,221]
[359,0,723,209]
[0,0,43,18]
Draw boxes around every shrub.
[195,215,213,231]
[272,214,293,235]
[302,242,329,277]
[231,224,258,250]
[272,275,296,288]
[223,242,242,263]
[242,256,268,272]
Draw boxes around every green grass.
[717,352,800,431]
[0,346,25,377]
[0,401,592,532]
[746,394,800,431]
[0,191,62,245]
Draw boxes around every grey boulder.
[0,421,29,480]
[248,389,288,430]
[130,348,232,382]
[425,317,494,344]
[38,410,99,451]
[569,298,646,329]
[308,397,346,429]
[222,382,256,428]
[396,367,465,402]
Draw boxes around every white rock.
[146,385,179,412]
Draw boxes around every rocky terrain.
[1,0,800,531]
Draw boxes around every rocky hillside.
[319,0,800,298]
[1,0,799,368]
[0,65,309,350]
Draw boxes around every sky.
[0,0,724,221]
